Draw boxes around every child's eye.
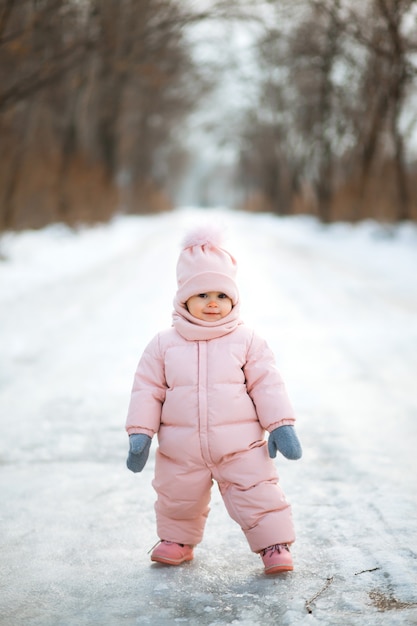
[218,293,228,299]
[198,293,208,299]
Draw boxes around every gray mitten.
[268,425,302,460]
[126,434,152,473]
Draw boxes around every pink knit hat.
[175,226,239,306]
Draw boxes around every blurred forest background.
[1,0,417,231]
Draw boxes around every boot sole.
[151,554,194,565]
[264,564,294,574]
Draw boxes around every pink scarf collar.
[172,298,242,340]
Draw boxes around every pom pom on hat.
[175,224,239,306]
[182,225,224,250]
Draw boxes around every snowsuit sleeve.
[125,334,167,437]
[243,331,295,432]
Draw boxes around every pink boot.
[150,540,194,565]
[260,543,293,574]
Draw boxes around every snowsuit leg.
[152,449,213,546]
[214,442,295,553]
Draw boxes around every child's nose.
[208,299,217,307]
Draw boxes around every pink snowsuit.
[126,306,296,553]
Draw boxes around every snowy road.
[1,207,417,625]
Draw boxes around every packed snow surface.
[1,207,417,625]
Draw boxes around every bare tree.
[0,0,213,230]
[235,0,417,222]
[0,0,89,228]
[343,0,417,220]
[236,0,348,220]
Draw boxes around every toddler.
[125,226,302,574]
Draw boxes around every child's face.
[186,291,233,321]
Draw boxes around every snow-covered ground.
[1,207,417,625]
